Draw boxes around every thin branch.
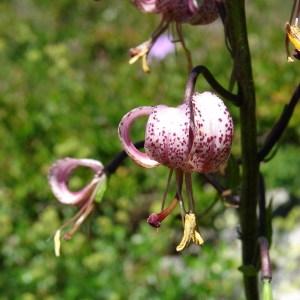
[202,173,240,206]
[104,140,144,175]
[183,65,242,106]
[258,84,300,162]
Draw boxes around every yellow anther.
[129,40,152,72]
[286,23,300,50]
[176,213,204,251]
[54,230,61,257]
[285,22,300,62]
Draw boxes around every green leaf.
[238,264,258,276]
[95,175,108,203]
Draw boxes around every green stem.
[226,1,259,299]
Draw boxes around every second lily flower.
[118,67,234,251]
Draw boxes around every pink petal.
[131,0,159,13]
[118,106,160,168]
[145,104,191,169]
[184,92,234,173]
[48,158,104,206]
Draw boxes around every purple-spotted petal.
[145,104,191,169]
[183,92,234,173]
[119,92,233,174]
[48,158,104,206]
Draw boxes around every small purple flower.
[148,34,175,61]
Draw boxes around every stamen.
[176,23,193,72]
[176,212,204,251]
[52,177,103,244]
[286,0,300,62]
[285,22,298,62]
[129,40,152,64]
[289,0,297,24]
[185,172,196,212]
[129,20,169,72]
[142,55,150,73]
[63,203,95,240]
[54,230,61,257]
[161,168,174,211]
[175,169,187,224]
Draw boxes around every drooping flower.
[285,0,300,62]
[129,0,220,71]
[48,157,107,256]
[118,66,234,250]
[118,91,233,173]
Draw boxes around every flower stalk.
[226,0,259,299]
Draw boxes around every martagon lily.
[129,0,221,72]
[118,66,234,251]
[48,157,107,256]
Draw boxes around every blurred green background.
[0,0,299,299]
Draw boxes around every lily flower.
[118,67,234,250]
[285,0,300,62]
[48,157,107,256]
[129,0,220,71]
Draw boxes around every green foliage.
[261,146,300,196]
[0,0,299,299]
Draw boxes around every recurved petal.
[48,158,105,206]
[131,0,159,14]
[118,106,160,168]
